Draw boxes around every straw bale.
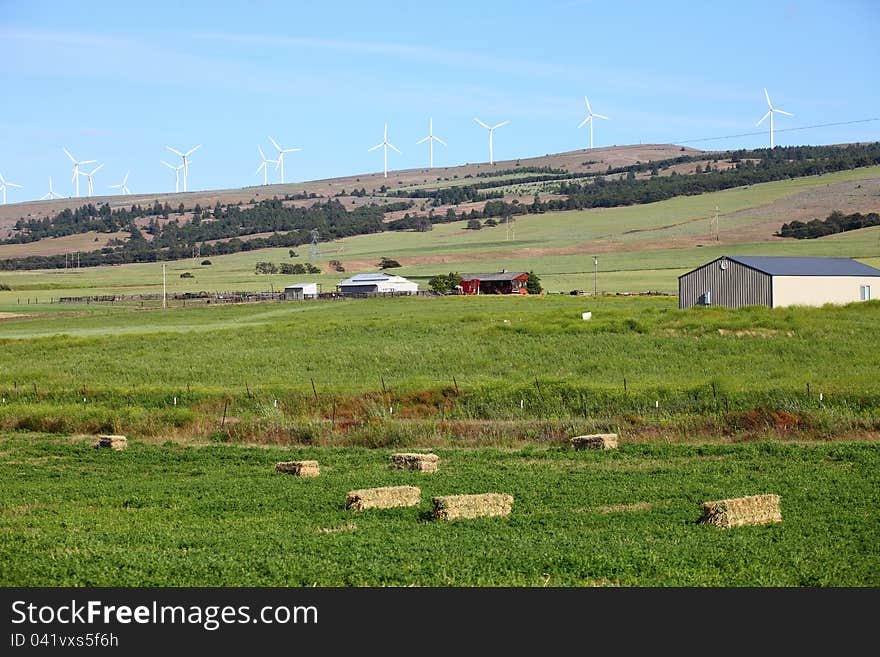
[345,486,421,511]
[699,494,782,528]
[275,460,320,477]
[94,434,128,450]
[391,452,440,472]
[570,433,618,450]
[432,493,513,521]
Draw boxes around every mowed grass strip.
[0,434,877,586]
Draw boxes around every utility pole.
[162,263,167,309]
[593,256,598,297]
[714,206,720,241]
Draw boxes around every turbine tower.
[756,88,793,148]
[81,163,103,197]
[165,144,201,192]
[255,145,278,185]
[268,137,301,184]
[368,122,401,178]
[63,148,96,198]
[474,118,509,165]
[161,160,184,193]
[0,172,23,205]
[577,96,609,150]
[416,118,447,168]
[109,170,131,195]
[41,177,63,200]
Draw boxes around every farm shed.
[679,255,880,309]
[459,271,529,295]
[284,283,319,300]
[336,273,419,296]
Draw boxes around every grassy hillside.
[1,164,879,302]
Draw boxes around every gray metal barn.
[679,256,880,309]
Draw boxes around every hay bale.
[570,433,618,450]
[275,460,320,477]
[94,434,128,450]
[699,494,782,528]
[432,493,513,521]
[391,452,440,472]
[345,486,421,511]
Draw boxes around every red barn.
[459,271,529,295]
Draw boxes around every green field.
[1,164,879,588]
[1,435,877,586]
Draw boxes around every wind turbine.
[161,161,184,193]
[416,118,447,168]
[0,173,23,205]
[109,170,131,195]
[81,163,103,197]
[255,145,278,185]
[368,122,401,178]
[756,88,793,148]
[474,118,509,165]
[40,177,63,200]
[577,96,609,150]
[63,147,96,198]
[165,144,201,192]
[268,137,301,184]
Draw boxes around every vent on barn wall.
[702,291,712,306]
[720,258,728,270]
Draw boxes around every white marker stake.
[174,396,177,406]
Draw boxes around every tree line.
[777,210,880,239]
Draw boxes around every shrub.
[180,272,194,278]
[378,257,401,269]
[200,260,212,266]
[526,271,543,294]
[255,261,278,275]
[0,283,11,291]
[429,272,463,295]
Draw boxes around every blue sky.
[1,0,878,201]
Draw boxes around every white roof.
[284,283,317,290]
[337,273,415,286]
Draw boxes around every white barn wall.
[772,276,875,307]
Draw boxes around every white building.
[284,283,319,300]
[336,273,419,296]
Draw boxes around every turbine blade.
[166,146,184,156]
[79,159,96,165]
[474,118,490,129]
[7,182,22,188]
[764,87,772,108]
[416,136,430,144]
[492,121,509,130]
[258,145,266,159]
[268,136,282,151]
[161,160,175,170]
[123,171,130,183]
[775,109,793,116]
[63,147,76,163]
[283,148,302,153]
[434,136,447,146]
[756,110,771,126]
[593,113,609,120]
[90,163,104,175]
[186,144,202,156]
[368,143,383,151]
[388,143,401,154]
[585,96,593,113]
[256,162,265,175]
[578,117,590,128]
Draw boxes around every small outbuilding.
[459,271,529,295]
[284,283,319,300]
[336,273,419,296]
[679,255,879,309]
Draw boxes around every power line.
[670,117,879,145]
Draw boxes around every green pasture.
[1,435,877,586]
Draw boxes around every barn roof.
[681,256,880,278]
[460,271,529,282]
[337,273,416,286]
[725,256,880,277]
